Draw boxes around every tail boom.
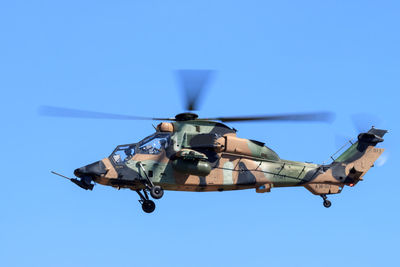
[304,127,387,195]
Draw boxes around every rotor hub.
[175,112,199,121]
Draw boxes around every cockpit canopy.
[111,133,170,164]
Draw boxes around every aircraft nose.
[74,160,107,178]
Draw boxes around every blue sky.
[1,1,399,266]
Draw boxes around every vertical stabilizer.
[334,127,387,185]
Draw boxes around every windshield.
[110,133,170,165]
[111,144,136,164]
[137,133,170,154]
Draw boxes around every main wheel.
[142,200,156,213]
[150,185,164,199]
[323,200,332,208]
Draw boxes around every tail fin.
[334,127,387,185]
[304,127,387,196]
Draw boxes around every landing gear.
[136,189,159,213]
[138,162,164,199]
[142,200,156,213]
[150,185,164,199]
[136,162,164,213]
[323,200,332,208]
[136,185,163,213]
[320,194,332,208]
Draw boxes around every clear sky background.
[1,1,399,267]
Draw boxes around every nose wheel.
[320,194,332,208]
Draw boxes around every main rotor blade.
[201,112,335,123]
[176,69,215,111]
[38,105,173,121]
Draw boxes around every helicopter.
[41,70,387,213]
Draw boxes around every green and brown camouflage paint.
[90,120,386,197]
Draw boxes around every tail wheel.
[323,200,332,208]
[320,194,332,208]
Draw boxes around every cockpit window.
[137,134,170,154]
[111,144,136,164]
[110,134,170,165]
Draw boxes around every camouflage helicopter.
[41,70,387,213]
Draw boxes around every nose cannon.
[72,160,107,190]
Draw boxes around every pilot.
[124,148,132,161]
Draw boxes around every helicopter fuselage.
[76,120,376,194]
[71,119,386,212]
